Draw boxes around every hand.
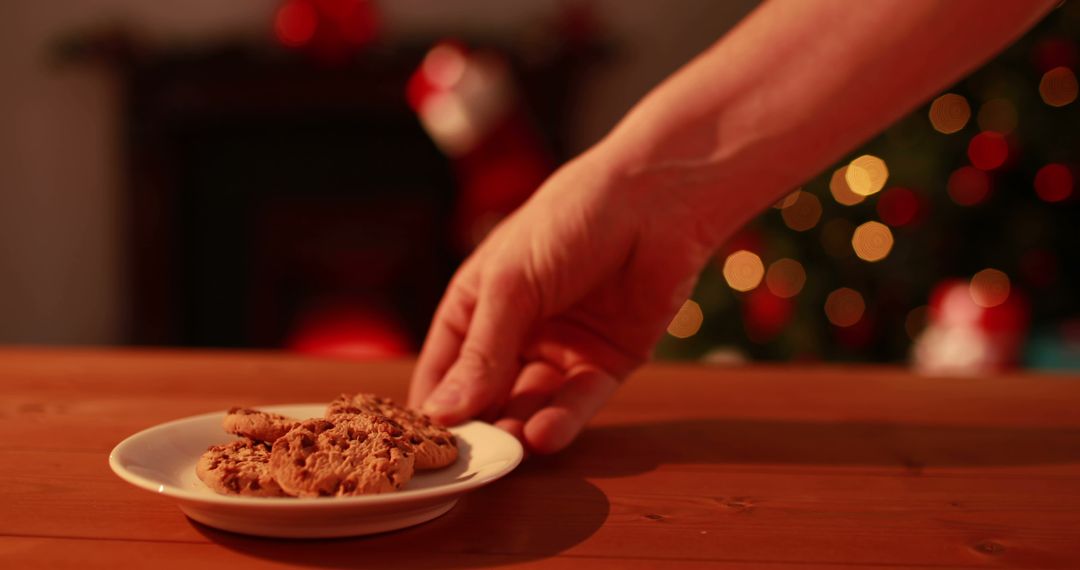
[407,146,716,453]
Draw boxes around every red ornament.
[876,187,920,227]
[1034,163,1074,203]
[947,166,991,206]
[967,131,1009,171]
[743,288,792,343]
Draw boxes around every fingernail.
[423,382,462,415]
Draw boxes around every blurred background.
[0,0,1076,374]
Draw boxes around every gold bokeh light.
[824,288,865,327]
[722,250,765,292]
[780,191,822,232]
[667,299,704,339]
[969,268,1010,308]
[765,258,806,298]
[851,221,894,262]
[1040,66,1078,108]
[772,189,800,209]
[845,155,889,196]
[829,166,865,206]
[928,93,971,134]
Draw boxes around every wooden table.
[2,348,1079,568]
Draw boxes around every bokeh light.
[851,221,894,262]
[772,189,801,209]
[976,98,1018,134]
[1039,66,1079,107]
[829,166,865,206]
[820,218,855,258]
[722,250,765,292]
[928,93,971,134]
[825,288,865,327]
[947,166,991,205]
[1034,163,1073,202]
[969,269,1011,308]
[876,187,919,227]
[780,191,822,231]
[667,299,704,338]
[845,155,889,196]
[765,258,806,298]
[967,131,1008,171]
[905,305,928,340]
[275,0,319,47]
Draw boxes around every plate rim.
[108,403,524,508]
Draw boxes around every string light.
[772,189,800,209]
[928,93,971,134]
[976,98,1018,134]
[829,166,865,206]
[1034,163,1073,202]
[765,258,806,298]
[969,269,1010,308]
[723,250,765,292]
[1040,66,1078,107]
[275,0,319,47]
[947,166,991,205]
[667,299,704,338]
[967,132,1008,171]
[825,288,865,327]
[845,155,889,196]
[851,221,894,262]
[780,191,822,231]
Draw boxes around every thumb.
[422,269,536,425]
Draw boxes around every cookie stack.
[196,394,458,498]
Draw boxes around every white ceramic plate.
[109,404,523,538]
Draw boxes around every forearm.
[591,0,1054,247]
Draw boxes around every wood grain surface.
[1,347,1078,568]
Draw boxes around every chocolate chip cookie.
[269,415,415,497]
[222,407,299,443]
[326,393,458,470]
[196,438,288,497]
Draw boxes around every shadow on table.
[192,460,610,569]
[536,418,1080,478]
[196,417,1080,566]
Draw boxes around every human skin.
[407,0,1056,453]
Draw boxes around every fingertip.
[494,417,525,442]
[523,407,581,455]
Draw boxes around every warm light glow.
[876,187,919,227]
[1040,66,1079,107]
[905,305,928,340]
[772,189,800,209]
[844,155,889,196]
[765,258,806,298]
[967,132,1008,171]
[969,269,1010,308]
[820,218,855,258]
[976,98,1018,134]
[928,93,971,134]
[722,250,765,292]
[829,166,865,206]
[275,0,319,48]
[422,43,467,89]
[1034,163,1074,203]
[780,191,822,231]
[667,299,704,338]
[947,166,991,206]
[851,221,894,262]
[825,288,865,327]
